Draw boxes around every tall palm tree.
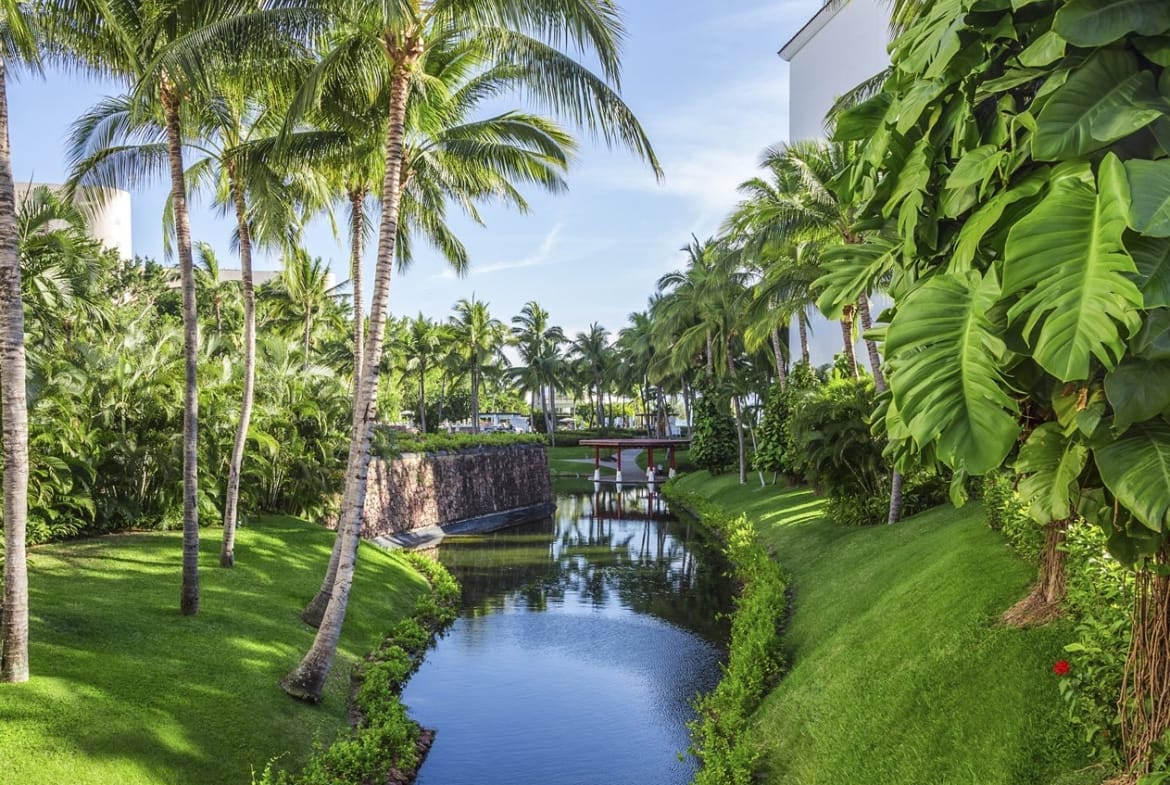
[450,296,507,433]
[54,0,308,614]
[401,313,442,433]
[511,300,564,441]
[0,0,38,684]
[571,322,610,430]
[280,0,659,703]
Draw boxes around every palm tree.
[402,313,442,433]
[0,0,38,684]
[450,296,507,433]
[54,0,308,614]
[280,0,659,703]
[511,301,564,441]
[571,322,610,430]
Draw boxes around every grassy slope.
[674,473,1102,785]
[547,445,616,478]
[0,517,429,785]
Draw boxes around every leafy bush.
[263,553,460,785]
[370,427,546,457]
[691,381,738,475]
[982,471,1043,562]
[662,483,789,785]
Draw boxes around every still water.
[401,485,736,785]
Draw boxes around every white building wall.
[781,0,892,370]
[16,182,133,260]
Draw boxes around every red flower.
[1053,659,1070,676]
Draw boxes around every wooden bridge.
[577,438,691,484]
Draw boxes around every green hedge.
[260,554,461,785]
[371,428,546,457]
[661,483,789,785]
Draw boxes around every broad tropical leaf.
[1128,235,1170,307]
[1033,49,1167,161]
[1003,156,1142,380]
[883,270,1020,474]
[1096,420,1170,533]
[1105,360,1170,431]
[1124,158,1170,237]
[1014,422,1088,523]
[1054,0,1170,47]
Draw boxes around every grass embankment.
[1,517,431,785]
[672,472,1100,785]
[547,445,617,479]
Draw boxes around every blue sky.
[7,0,824,340]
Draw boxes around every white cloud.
[433,222,563,281]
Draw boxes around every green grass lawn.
[1,517,430,785]
[673,473,1103,785]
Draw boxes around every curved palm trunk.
[857,293,904,524]
[771,327,787,388]
[163,83,200,616]
[301,191,369,626]
[840,303,859,379]
[283,62,416,701]
[797,310,811,366]
[220,177,256,568]
[0,58,30,682]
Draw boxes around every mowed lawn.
[1,516,430,785]
[672,473,1102,785]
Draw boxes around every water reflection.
[437,485,733,643]
[402,486,735,785]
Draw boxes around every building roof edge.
[778,2,843,61]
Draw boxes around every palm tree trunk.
[705,329,714,379]
[856,293,904,524]
[0,57,30,682]
[840,303,859,379]
[302,309,311,372]
[596,378,604,431]
[220,176,256,567]
[349,189,365,400]
[471,364,480,434]
[771,327,787,388]
[162,82,199,616]
[798,310,810,366]
[418,363,427,433]
[728,353,746,485]
[282,59,416,702]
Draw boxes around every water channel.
[401,485,736,785]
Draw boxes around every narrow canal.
[401,485,736,785]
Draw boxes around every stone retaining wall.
[362,444,553,538]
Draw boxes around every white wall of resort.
[16,182,133,261]
[780,0,892,371]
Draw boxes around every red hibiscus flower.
[1053,659,1070,676]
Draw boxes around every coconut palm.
[0,0,39,683]
[511,301,564,441]
[449,296,507,433]
[571,322,610,430]
[280,0,659,703]
[52,0,313,614]
[401,313,443,433]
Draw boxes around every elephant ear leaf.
[884,269,1019,474]
[1096,420,1170,533]
[1054,0,1170,47]
[1033,49,1167,160]
[1003,155,1143,381]
[1014,422,1087,523]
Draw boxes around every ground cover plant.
[672,471,1100,785]
[0,516,429,785]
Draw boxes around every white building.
[16,182,133,260]
[780,0,892,369]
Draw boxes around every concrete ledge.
[373,501,557,550]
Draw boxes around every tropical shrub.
[691,381,738,475]
[982,471,1044,562]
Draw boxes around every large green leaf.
[1128,235,1170,307]
[1018,30,1066,68]
[884,270,1020,474]
[1054,0,1170,47]
[1096,420,1170,533]
[1003,156,1143,380]
[1105,360,1170,431]
[1015,422,1088,523]
[1124,159,1170,237]
[950,170,1046,270]
[1033,50,1167,161]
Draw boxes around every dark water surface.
[402,486,736,785]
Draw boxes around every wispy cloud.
[433,222,563,280]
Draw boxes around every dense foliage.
[690,381,738,475]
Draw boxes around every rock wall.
[362,444,553,538]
